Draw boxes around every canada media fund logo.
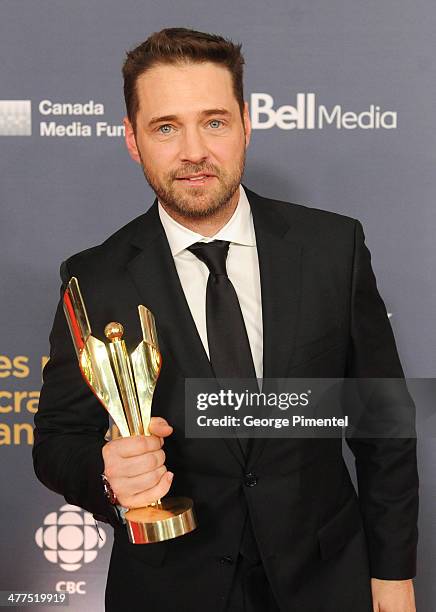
[0,100,31,135]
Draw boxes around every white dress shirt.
[158,185,263,379]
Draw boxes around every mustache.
[170,165,219,179]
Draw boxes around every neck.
[160,187,240,237]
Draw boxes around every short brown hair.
[122,28,245,132]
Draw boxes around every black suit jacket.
[33,186,418,612]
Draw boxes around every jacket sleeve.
[33,260,119,527]
[344,220,419,580]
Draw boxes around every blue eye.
[158,125,173,134]
[209,120,223,128]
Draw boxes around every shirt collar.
[158,184,256,256]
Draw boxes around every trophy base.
[125,496,197,544]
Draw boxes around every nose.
[179,125,209,164]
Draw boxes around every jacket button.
[220,555,234,564]
[244,472,258,487]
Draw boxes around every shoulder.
[244,185,361,246]
[245,185,358,228]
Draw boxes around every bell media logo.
[35,504,107,571]
[250,93,397,130]
[0,100,31,135]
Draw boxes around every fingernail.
[167,471,174,481]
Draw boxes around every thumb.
[148,416,173,437]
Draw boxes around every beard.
[138,147,246,220]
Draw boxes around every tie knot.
[188,240,230,277]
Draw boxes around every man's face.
[124,61,251,219]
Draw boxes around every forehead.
[135,62,237,117]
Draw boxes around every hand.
[102,417,174,508]
[371,578,416,612]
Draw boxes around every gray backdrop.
[0,1,434,610]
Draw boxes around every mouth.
[175,174,216,186]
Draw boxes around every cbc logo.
[55,581,86,595]
[35,504,107,571]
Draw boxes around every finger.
[118,465,168,498]
[148,417,173,438]
[123,471,174,508]
[119,449,166,478]
[111,434,162,458]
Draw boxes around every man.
[33,28,418,611]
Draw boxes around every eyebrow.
[147,108,232,128]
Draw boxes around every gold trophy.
[63,277,197,544]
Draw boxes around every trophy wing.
[81,335,131,438]
[131,305,162,433]
[63,277,130,437]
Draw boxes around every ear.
[243,101,251,149]
[123,116,141,164]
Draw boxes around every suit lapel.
[126,202,212,379]
[125,201,246,466]
[244,186,303,467]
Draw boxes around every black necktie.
[187,240,257,381]
[188,239,260,561]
